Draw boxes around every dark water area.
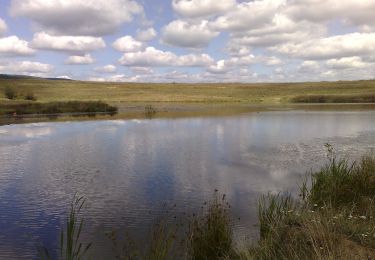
[0,110,375,259]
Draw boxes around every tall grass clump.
[40,196,92,260]
[304,145,375,212]
[145,105,156,119]
[187,193,234,260]
[258,193,295,239]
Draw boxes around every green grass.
[0,101,117,116]
[1,78,375,104]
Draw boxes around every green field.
[1,78,375,104]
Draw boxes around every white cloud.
[207,54,281,74]
[119,47,214,67]
[32,32,105,53]
[113,36,144,52]
[119,47,173,67]
[273,33,375,60]
[263,56,283,66]
[172,0,236,18]
[0,61,53,73]
[0,18,7,36]
[65,54,95,64]
[207,60,231,74]
[136,28,157,42]
[212,0,286,32]
[10,0,143,36]
[298,61,320,73]
[94,65,117,73]
[178,53,214,66]
[286,0,375,29]
[0,36,35,56]
[229,17,326,48]
[326,56,368,69]
[162,20,219,48]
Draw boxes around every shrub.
[4,87,16,100]
[25,92,37,101]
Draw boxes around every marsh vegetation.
[0,101,117,116]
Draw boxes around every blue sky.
[0,0,375,82]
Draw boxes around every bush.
[25,92,37,101]
[4,87,16,100]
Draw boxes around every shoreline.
[1,102,375,126]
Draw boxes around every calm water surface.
[1,110,375,259]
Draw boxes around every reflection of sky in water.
[0,111,375,258]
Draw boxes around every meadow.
[1,78,375,105]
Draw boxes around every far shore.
[1,102,375,126]
[1,77,375,125]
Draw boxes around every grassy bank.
[245,153,375,259]
[0,101,117,116]
[1,78,375,104]
[41,150,375,259]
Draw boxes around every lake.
[1,110,375,259]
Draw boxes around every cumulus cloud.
[0,18,7,36]
[119,47,214,67]
[65,54,95,64]
[273,33,375,60]
[94,65,117,73]
[212,0,286,32]
[172,0,236,18]
[229,17,326,48]
[32,32,105,53]
[0,36,35,56]
[326,56,368,69]
[113,36,144,52]
[162,20,219,48]
[207,60,231,74]
[286,0,375,29]
[207,54,281,74]
[136,28,157,42]
[4,0,375,82]
[298,61,320,73]
[10,0,143,36]
[0,61,53,73]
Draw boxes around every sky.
[0,0,375,83]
